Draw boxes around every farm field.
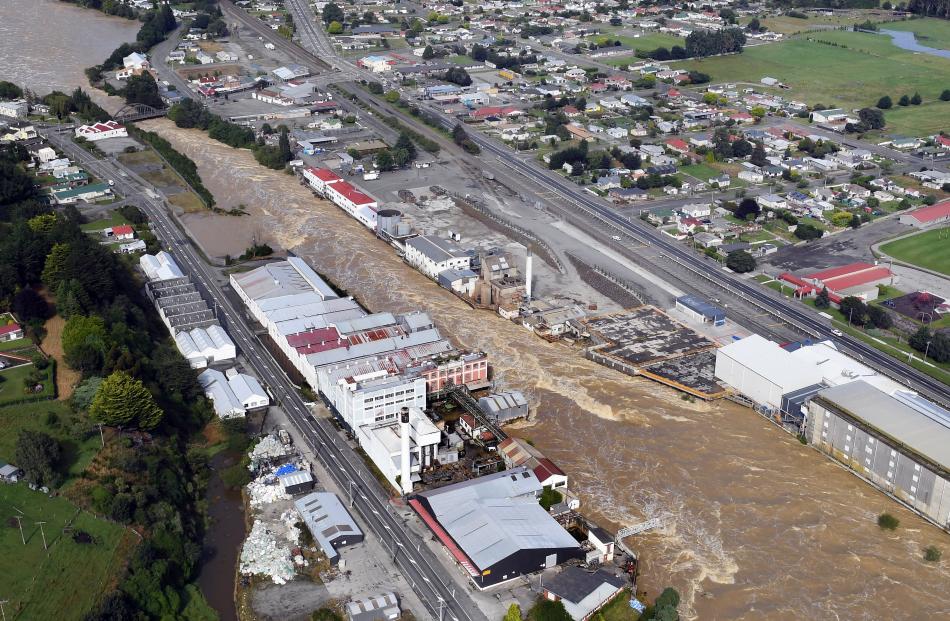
[884,17,950,50]
[751,10,902,35]
[0,484,130,621]
[680,31,950,134]
[0,400,101,480]
[880,227,950,276]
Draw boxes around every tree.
[815,287,831,309]
[278,128,292,163]
[941,89,950,101]
[539,487,563,510]
[867,305,892,329]
[62,315,109,375]
[794,222,823,241]
[15,431,61,488]
[735,198,761,221]
[924,546,942,562]
[443,67,472,86]
[42,242,72,290]
[327,20,343,34]
[528,599,572,621]
[0,80,23,100]
[898,94,910,106]
[876,95,892,109]
[748,17,761,32]
[910,91,922,105]
[750,141,767,167]
[839,296,869,326]
[726,250,756,273]
[395,132,417,161]
[422,45,435,60]
[504,603,523,621]
[850,213,862,229]
[375,149,394,170]
[322,2,344,25]
[90,371,164,430]
[13,288,50,322]
[384,90,400,104]
[858,108,885,130]
[124,72,164,109]
[909,325,931,352]
[877,512,899,530]
[471,43,488,62]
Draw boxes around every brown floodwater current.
[143,120,950,620]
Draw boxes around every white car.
[831,328,843,337]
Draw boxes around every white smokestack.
[525,250,533,301]
[400,407,412,495]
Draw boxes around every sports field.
[0,484,130,621]
[880,227,950,276]
[680,30,950,135]
[884,17,950,50]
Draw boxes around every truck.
[363,171,380,180]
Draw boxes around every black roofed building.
[542,567,627,621]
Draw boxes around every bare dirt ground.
[41,314,80,400]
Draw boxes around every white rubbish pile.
[249,435,291,470]
[240,520,297,584]
[247,473,290,508]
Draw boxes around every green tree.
[735,197,760,220]
[70,376,104,412]
[539,487,563,510]
[876,95,892,109]
[898,94,910,106]
[877,512,899,530]
[840,296,869,326]
[910,91,922,105]
[528,599,572,621]
[124,72,165,109]
[375,149,395,170]
[941,89,950,101]
[278,128,293,163]
[15,430,62,488]
[90,371,164,429]
[726,250,756,273]
[909,325,931,352]
[384,90,401,104]
[422,45,435,59]
[794,222,823,241]
[394,132,417,161]
[327,20,343,34]
[867,305,892,329]
[42,242,72,289]
[504,603,523,621]
[814,287,831,309]
[924,546,942,562]
[62,315,109,375]
[0,80,23,99]
[322,2,344,25]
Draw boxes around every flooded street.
[143,120,950,620]
[0,0,138,110]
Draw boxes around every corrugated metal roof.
[816,381,950,469]
[233,258,338,302]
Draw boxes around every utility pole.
[97,423,105,448]
[0,598,8,621]
[12,516,24,545]
[36,522,48,551]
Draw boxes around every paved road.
[42,127,487,621]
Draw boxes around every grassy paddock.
[884,17,950,50]
[0,484,130,621]
[0,400,100,480]
[680,33,950,135]
[880,227,950,276]
[0,363,55,406]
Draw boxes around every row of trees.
[684,27,746,58]
[876,93,924,109]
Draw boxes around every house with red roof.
[665,138,689,154]
[302,166,343,194]
[74,120,127,142]
[898,199,950,229]
[107,224,134,240]
[497,437,568,489]
[936,135,950,149]
[472,106,520,120]
[0,322,24,342]
[802,262,895,301]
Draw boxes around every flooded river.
[0,0,138,109]
[142,120,950,620]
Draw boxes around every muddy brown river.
[142,120,949,620]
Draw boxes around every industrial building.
[346,593,400,621]
[198,368,269,419]
[409,467,583,589]
[358,407,440,494]
[175,325,237,369]
[498,437,568,489]
[404,235,472,280]
[294,492,363,564]
[478,391,528,423]
[230,258,490,493]
[674,295,726,327]
[804,381,950,531]
[802,262,895,302]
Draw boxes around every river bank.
[141,118,950,620]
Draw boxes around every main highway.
[42,127,486,621]
[220,0,950,405]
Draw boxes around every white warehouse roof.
[139,251,184,281]
[232,257,338,302]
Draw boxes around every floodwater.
[0,0,138,110]
[143,119,950,620]
[878,29,950,59]
[196,451,244,621]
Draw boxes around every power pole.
[97,423,105,448]
[35,522,48,551]
[0,598,8,621]
[12,517,24,545]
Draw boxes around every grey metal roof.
[295,492,362,562]
[279,470,314,490]
[233,258,338,302]
[407,236,468,263]
[816,381,950,469]
[544,567,626,604]
[347,592,399,621]
[417,467,580,570]
[478,391,527,413]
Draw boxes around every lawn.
[589,32,685,52]
[880,227,950,276]
[752,11,901,36]
[79,210,130,233]
[601,589,641,621]
[0,399,104,483]
[679,32,950,135]
[0,363,55,406]
[0,337,31,353]
[679,162,720,182]
[884,17,950,50]
[0,484,131,621]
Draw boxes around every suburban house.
[0,99,30,119]
[116,52,150,79]
[0,463,23,483]
[542,567,627,621]
[0,322,24,342]
[107,224,135,240]
[498,436,568,489]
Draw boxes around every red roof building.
[472,106,519,120]
[665,138,689,154]
[899,199,950,228]
[802,262,894,301]
[0,323,23,340]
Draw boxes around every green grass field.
[679,162,721,182]
[589,32,685,52]
[0,400,101,480]
[79,210,130,233]
[752,11,901,36]
[0,363,55,406]
[884,17,950,50]
[0,336,31,353]
[880,227,950,276]
[680,32,950,135]
[0,484,130,621]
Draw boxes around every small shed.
[347,592,400,621]
[279,470,315,495]
[0,463,22,483]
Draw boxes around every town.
[0,1,949,621]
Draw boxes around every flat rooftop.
[585,307,715,366]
